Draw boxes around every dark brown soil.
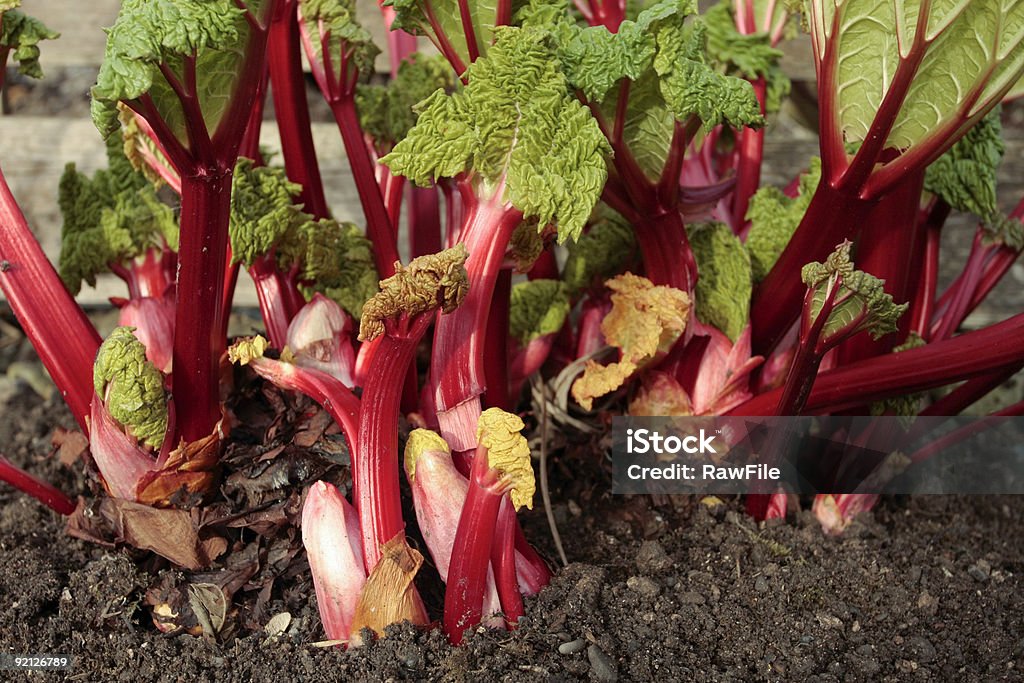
[1,383,1023,683]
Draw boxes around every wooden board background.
[1,0,1021,327]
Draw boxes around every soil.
[1,380,1023,683]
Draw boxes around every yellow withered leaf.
[572,273,690,410]
[476,408,535,511]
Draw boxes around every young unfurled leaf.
[0,7,59,79]
[93,327,169,449]
[381,27,610,243]
[476,408,534,511]
[357,53,456,150]
[923,108,1005,219]
[572,273,690,410]
[562,208,637,296]
[801,241,908,350]
[359,245,470,341]
[746,158,821,281]
[509,279,571,345]
[229,160,379,318]
[59,133,178,294]
[297,220,380,320]
[689,222,751,342]
[229,159,308,268]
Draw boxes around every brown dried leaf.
[349,534,429,646]
[51,427,89,466]
[67,498,227,570]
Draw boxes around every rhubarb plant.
[2,0,1024,652]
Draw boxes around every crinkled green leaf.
[690,222,751,342]
[229,159,308,267]
[0,9,59,79]
[93,326,168,448]
[982,212,1024,251]
[703,2,783,79]
[387,0,499,68]
[811,0,1024,153]
[509,279,571,344]
[382,27,609,243]
[801,241,908,347]
[91,0,264,141]
[59,133,178,293]
[298,219,380,319]
[703,2,789,113]
[298,0,379,83]
[356,53,456,149]
[924,108,1004,219]
[654,20,764,131]
[746,157,821,281]
[562,207,637,295]
[598,71,676,181]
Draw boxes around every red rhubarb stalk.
[268,1,329,219]
[444,408,535,644]
[0,455,76,516]
[0,170,99,430]
[355,246,470,569]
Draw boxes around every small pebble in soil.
[968,559,991,582]
[754,576,769,593]
[626,575,660,598]
[558,638,587,655]
[636,540,673,572]
[904,635,937,663]
[587,644,618,683]
[677,591,705,605]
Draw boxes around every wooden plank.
[22,0,819,81]
[21,0,401,74]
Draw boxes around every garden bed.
[2,382,1022,682]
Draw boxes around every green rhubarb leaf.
[801,241,908,348]
[91,0,269,141]
[59,133,178,293]
[561,207,637,296]
[923,108,1004,219]
[982,211,1024,251]
[689,222,751,342]
[298,0,379,83]
[382,27,610,243]
[703,2,789,114]
[298,219,380,320]
[356,53,456,150]
[654,20,764,132]
[0,8,59,79]
[811,0,1024,155]
[93,326,169,448]
[703,2,783,79]
[509,279,571,345]
[387,0,500,68]
[746,157,821,282]
[229,159,308,267]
